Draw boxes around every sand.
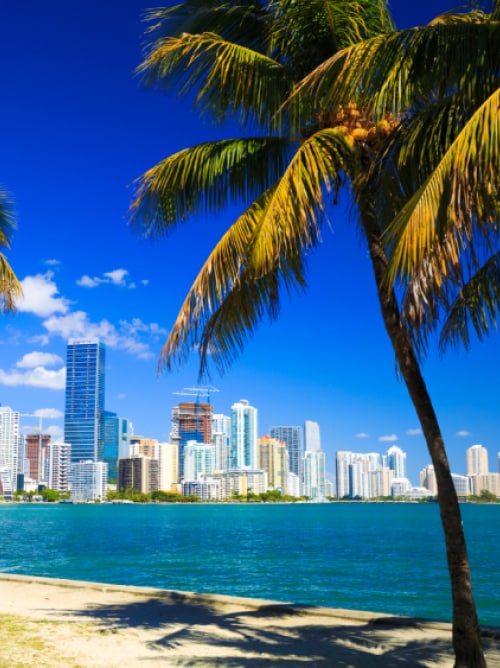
[0,574,499,667]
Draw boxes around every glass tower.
[64,338,105,463]
[269,425,303,476]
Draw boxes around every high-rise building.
[258,436,287,493]
[130,436,159,459]
[48,442,71,492]
[157,442,179,491]
[302,421,326,500]
[212,413,232,471]
[64,338,105,463]
[102,410,119,482]
[304,420,321,452]
[171,402,213,478]
[420,465,437,496]
[466,444,489,476]
[303,449,326,499]
[24,433,50,482]
[386,445,407,479]
[183,441,216,481]
[269,426,303,476]
[70,460,108,502]
[117,456,159,494]
[0,406,20,497]
[118,418,133,459]
[231,399,258,469]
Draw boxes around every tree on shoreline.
[131,2,499,665]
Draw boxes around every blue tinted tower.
[64,338,105,463]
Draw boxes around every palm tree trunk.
[360,210,487,667]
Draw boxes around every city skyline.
[2,0,500,486]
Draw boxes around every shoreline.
[1,574,499,667]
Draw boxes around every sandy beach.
[0,574,499,667]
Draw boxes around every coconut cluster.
[318,103,398,148]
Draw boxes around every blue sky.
[1,0,498,484]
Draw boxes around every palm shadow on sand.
[56,592,473,666]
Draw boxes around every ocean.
[0,502,498,626]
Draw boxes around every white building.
[390,477,412,498]
[386,446,407,479]
[287,471,301,497]
[211,469,268,499]
[466,444,489,476]
[182,478,222,500]
[452,473,471,497]
[70,460,108,502]
[212,413,232,471]
[231,400,258,469]
[48,442,71,492]
[118,418,134,460]
[0,406,20,498]
[183,441,216,481]
[469,473,500,497]
[157,442,178,491]
[420,465,437,496]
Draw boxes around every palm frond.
[289,21,500,125]
[386,86,500,284]
[159,126,357,374]
[137,31,289,127]
[142,1,270,52]
[0,190,22,312]
[130,136,292,235]
[439,252,500,350]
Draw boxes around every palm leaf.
[386,86,500,285]
[160,126,358,374]
[130,136,292,234]
[439,252,500,350]
[0,190,22,312]
[137,31,289,127]
[289,21,500,126]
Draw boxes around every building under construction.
[171,402,213,478]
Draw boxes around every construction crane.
[172,386,219,405]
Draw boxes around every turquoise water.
[0,502,498,625]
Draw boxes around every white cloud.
[104,269,128,286]
[43,311,155,360]
[456,430,471,437]
[0,366,66,390]
[76,275,100,288]
[355,432,369,438]
[406,428,422,436]
[34,408,63,419]
[16,273,70,317]
[76,268,132,289]
[378,433,399,442]
[117,393,126,400]
[16,352,63,368]
[44,259,61,266]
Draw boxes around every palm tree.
[131,2,499,664]
[0,189,22,312]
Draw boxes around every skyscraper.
[0,406,20,497]
[302,420,326,500]
[269,426,302,476]
[231,399,258,469]
[102,410,119,481]
[171,402,213,478]
[64,338,105,463]
[386,445,407,479]
[466,444,489,475]
[304,420,321,452]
